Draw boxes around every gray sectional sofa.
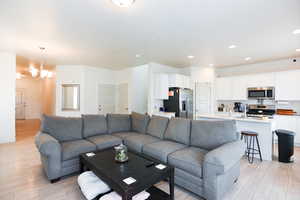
[35,112,244,200]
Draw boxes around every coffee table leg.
[79,157,84,173]
[169,168,174,200]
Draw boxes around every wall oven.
[247,87,275,100]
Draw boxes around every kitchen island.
[197,114,276,161]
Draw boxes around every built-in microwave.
[247,87,275,100]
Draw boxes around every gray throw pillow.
[41,114,83,142]
[191,120,237,150]
[107,114,131,134]
[131,112,150,134]
[146,115,169,139]
[82,115,107,138]
[164,118,191,145]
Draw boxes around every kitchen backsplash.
[216,100,300,114]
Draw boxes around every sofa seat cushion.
[62,140,96,161]
[123,134,161,153]
[168,147,208,178]
[86,135,122,150]
[112,132,140,139]
[143,141,187,163]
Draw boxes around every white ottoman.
[78,171,111,200]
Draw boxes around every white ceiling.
[0,0,300,70]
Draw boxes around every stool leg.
[247,136,252,163]
[251,136,256,163]
[255,135,263,162]
[245,135,249,157]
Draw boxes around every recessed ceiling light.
[187,55,195,59]
[296,49,300,52]
[111,0,135,7]
[135,54,141,58]
[228,45,237,49]
[245,57,252,61]
[293,29,300,35]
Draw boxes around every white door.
[16,89,26,120]
[195,82,212,118]
[116,83,129,114]
[98,84,116,115]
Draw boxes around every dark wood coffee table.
[80,148,174,200]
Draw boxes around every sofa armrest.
[35,132,61,156]
[35,132,62,180]
[204,140,245,174]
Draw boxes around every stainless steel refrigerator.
[163,87,193,119]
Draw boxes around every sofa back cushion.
[191,120,237,150]
[147,115,169,139]
[82,115,107,138]
[107,114,131,134]
[41,114,83,142]
[131,112,150,134]
[164,118,191,145]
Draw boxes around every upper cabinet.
[275,70,300,100]
[216,72,277,101]
[215,77,232,100]
[154,73,169,99]
[169,74,191,89]
[245,72,275,87]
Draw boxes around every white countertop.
[197,113,274,124]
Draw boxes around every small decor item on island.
[114,143,128,163]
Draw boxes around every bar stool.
[241,131,263,163]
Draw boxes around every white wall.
[0,52,16,143]
[55,65,116,117]
[115,65,149,114]
[216,57,300,77]
[56,65,86,117]
[84,66,116,114]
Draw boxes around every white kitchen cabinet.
[246,73,275,88]
[168,74,190,89]
[275,70,300,100]
[215,77,232,100]
[231,76,247,100]
[154,73,169,99]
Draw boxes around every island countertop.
[197,113,274,124]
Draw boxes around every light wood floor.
[0,120,299,200]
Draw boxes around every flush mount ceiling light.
[111,0,135,7]
[135,54,141,58]
[228,45,237,49]
[296,49,300,52]
[245,57,252,61]
[293,29,300,35]
[187,55,195,59]
[209,64,214,67]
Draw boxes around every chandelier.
[28,47,53,79]
[111,0,135,7]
